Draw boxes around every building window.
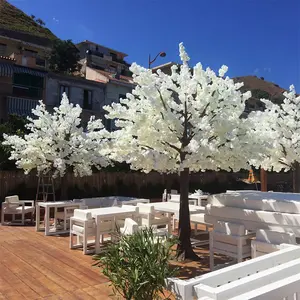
[24,49,38,57]
[13,73,44,99]
[36,57,46,67]
[83,90,93,110]
[21,57,27,66]
[110,52,117,61]
[0,43,7,56]
[60,85,69,98]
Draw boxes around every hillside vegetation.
[0,0,56,40]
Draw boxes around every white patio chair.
[251,229,297,258]
[55,206,79,231]
[1,195,35,225]
[136,203,171,236]
[209,221,255,271]
[120,218,139,235]
[70,209,96,254]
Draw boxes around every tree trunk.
[176,168,200,261]
[293,162,300,193]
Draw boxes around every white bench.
[205,191,300,237]
[251,229,296,258]
[167,244,300,300]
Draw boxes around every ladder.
[36,173,56,202]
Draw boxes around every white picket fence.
[167,244,300,300]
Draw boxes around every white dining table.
[85,206,138,253]
[36,201,82,236]
[149,201,205,215]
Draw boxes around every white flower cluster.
[249,85,300,172]
[3,93,111,177]
[104,43,265,173]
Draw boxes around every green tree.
[0,115,28,170]
[49,39,80,74]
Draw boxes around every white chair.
[120,218,139,235]
[209,221,255,271]
[1,195,35,225]
[55,206,78,230]
[70,209,96,254]
[251,229,297,258]
[171,189,178,194]
[136,203,171,236]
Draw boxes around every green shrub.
[93,228,178,300]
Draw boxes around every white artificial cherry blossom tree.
[3,93,111,180]
[104,43,264,260]
[249,85,300,192]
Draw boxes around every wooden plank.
[0,244,57,297]
[1,240,87,291]
[0,263,40,299]
[0,272,25,300]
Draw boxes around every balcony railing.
[7,96,39,117]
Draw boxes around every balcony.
[7,96,39,117]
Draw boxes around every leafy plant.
[94,228,178,300]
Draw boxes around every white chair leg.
[172,216,176,229]
[237,238,243,263]
[70,232,74,249]
[83,234,88,255]
[251,242,257,258]
[12,214,15,222]
[209,232,214,271]
[21,212,25,225]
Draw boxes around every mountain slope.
[235,75,286,104]
[0,0,56,40]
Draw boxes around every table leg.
[35,205,40,231]
[95,216,101,254]
[45,207,50,236]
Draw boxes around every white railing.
[167,244,300,300]
[7,96,39,117]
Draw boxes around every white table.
[36,201,81,236]
[86,206,138,253]
[149,202,205,215]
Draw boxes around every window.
[83,90,93,110]
[24,49,38,57]
[109,65,117,73]
[13,73,44,99]
[36,57,46,67]
[110,52,117,61]
[60,85,69,98]
[0,43,6,56]
[21,56,27,66]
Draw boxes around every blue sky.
[11,0,300,90]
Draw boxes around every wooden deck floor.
[0,225,225,300]
[0,225,114,300]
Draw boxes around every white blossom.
[3,93,111,177]
[104,43,264,175]
[250,86,300,172]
